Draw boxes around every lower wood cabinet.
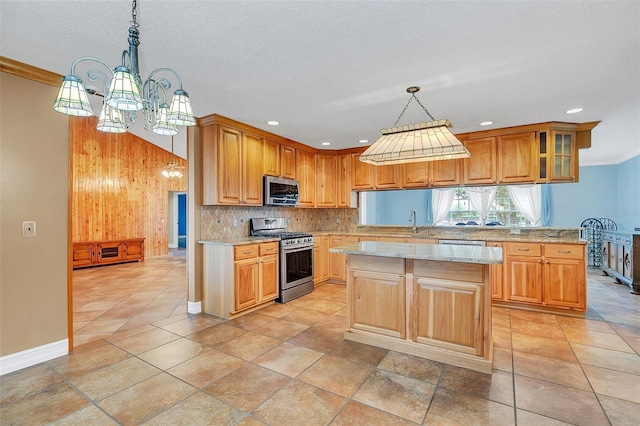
[72,238,145,269]
[203,241,279,319]
[329,235,347,281]
[313,235,330,284]
[496,241,586,314]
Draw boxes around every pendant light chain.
[393,88,436,127]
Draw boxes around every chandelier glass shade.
[359,87,470,165]
[53,0,195,135]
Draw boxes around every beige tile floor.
[1,257,640,425]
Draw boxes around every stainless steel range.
[250,218,314,303]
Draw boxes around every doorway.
[168,191,187,256]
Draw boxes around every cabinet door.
[217,126,243,204]
[259,254,279,302]
[281,144,296,179]
[320,236,330,281]
[412,276,482,354]
[431,159,462,187]
[403,161,430,188]
[505,256,543,303]
[463,137,497,185]
[549,131,576,181]
[543,258,586,309]
[375,164,402,189]
[242,133,264,205]
[123,239,144,261]
[497,132,536,183]
[296,150,316,207]
[98,241,124,264]
[72,243,97,268]
[263,139,281,177]
[234,257,259,311]
[349,269,406,338]
[487,241,504,300]
[336,154,352,207]
[351,153,375,190]
[329,235,346,281]
[315,154,337,207]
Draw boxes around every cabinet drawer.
[234,244,259,260]
[259,242,279,256]
[544,244,584,260]
[505,242,541,257]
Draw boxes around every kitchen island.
[330,241,503,374]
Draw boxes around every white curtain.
[432,188,455,225]
[466,186,497,225]
[507,184,542,226]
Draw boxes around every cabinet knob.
[537,259,542,264]
[545,260,550,264]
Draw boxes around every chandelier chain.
[393,93,436,127]
[131,0,139,28]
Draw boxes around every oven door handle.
[282,245,313,254]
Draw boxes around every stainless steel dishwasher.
[438,239,486,247]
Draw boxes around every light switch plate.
[22,221,36,237]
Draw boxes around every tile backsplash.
[201,206,359,239]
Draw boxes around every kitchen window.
[439,186,535,226]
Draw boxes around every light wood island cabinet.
[334,241,500,374]
[203,241,279,319]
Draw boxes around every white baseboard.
[187,301,202,314]
[0,339,68,376]
[168,243,178,248]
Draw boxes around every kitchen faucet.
[409,210,417,233]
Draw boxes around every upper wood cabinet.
[281,144,296,179]
[201,124,263,205]
[375,164,403,189]
[263,138,281,177]
[462,137,497,185]
[242,133,264,205]
[403,161,430,188]
[315,153,337,207]
[497,132,536,183]
[296,149,316,207]
[351,152,375,190]
[431,159,462,187]
[336,154,353,208]
[538,130,576,182]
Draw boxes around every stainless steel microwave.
[263,176,299,206]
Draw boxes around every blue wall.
[362,189,431,225]
[363,155,639,231]
[178,194,187,236]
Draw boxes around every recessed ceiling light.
[479,121,494,126]
[565,108,583,114]
[266,120,280,126]
[321,142,331,146]
[359,139,369,144]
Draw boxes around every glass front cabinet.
[537,128,576,182]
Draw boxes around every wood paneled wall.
[71,117,187,258]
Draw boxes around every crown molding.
[0,56,61,87]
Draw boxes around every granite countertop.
[198,236,280,246]
[330,241,503,264]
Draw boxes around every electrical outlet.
[233,218,238,227]
[510,228,521,235]
[22,221,36,237]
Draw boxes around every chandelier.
[359,86,470,165]
[52,0,195,136]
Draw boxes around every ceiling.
[1,1,638,165]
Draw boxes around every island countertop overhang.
[330,241,503,264]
